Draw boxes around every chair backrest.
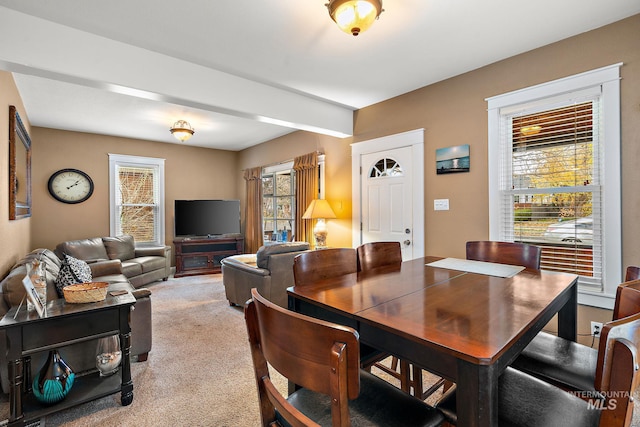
[625,266,640,282]
[356,241,402,272]
[613,279,640,321]
[466,241,542,271]
[293,248,357,287]
[594,312,640,427]
[245,288,361,427]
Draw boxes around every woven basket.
[63,282,109,304]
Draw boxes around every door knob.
[404,240,411,246]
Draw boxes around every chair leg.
[390,356,399,371]
[375,357,446,399]
[412,365,424,398]
[442,380,454,393]
[420,376,446,400]
[399,359,412,393]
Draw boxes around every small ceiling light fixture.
[326,0,383,36]
[170,120,195,142]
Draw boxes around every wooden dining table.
[287,256,578,427]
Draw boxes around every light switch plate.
[434,199,449,211]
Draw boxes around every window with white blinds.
[109,154,165,247]
[499,94,603,292]
[487,64,622,308]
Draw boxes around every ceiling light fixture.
[326,0,383,36]
[170,120,195,142]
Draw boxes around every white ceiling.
[0,1,638,151]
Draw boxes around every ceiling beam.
[0,7,353,138]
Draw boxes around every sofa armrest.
[89,259,123,277]
[135,246,170,258]
[221,257,270,277]
[131,287,152,299]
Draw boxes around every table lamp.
[302,199,336,249]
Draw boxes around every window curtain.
[294,152,319,245]
[244,167,263,253]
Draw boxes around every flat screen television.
[174,199,241,237]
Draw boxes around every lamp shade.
[302,199,337,220]
[326,0,383,36]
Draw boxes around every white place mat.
[426,257,525,278]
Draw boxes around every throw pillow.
[55,254,92,297]
[102,235,135,261]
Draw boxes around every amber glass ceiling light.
[326,0,383,36]
[170,120,195,142]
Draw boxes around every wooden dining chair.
[436,311,640,427]
[466,240,542,271]
[356,241,403,272]
[511,278,640,393]
[356,241,445,399]
[244,289,445,427]
[293,248,390,371]
[625,265,640,281]
[613,276,640,320]
[293,248,357,286]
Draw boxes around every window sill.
[578,290,616,310]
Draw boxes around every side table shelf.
[22,372,121,421]
[174,235,244,277]
[0,294,136,427]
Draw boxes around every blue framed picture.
[436,144,470,174]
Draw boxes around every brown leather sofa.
[0,245,154,394]
[55,235,171,287]
[221,242,310,308]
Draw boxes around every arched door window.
[369,158,404,178]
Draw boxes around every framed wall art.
[436,144,470,174]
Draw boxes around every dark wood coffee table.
[0,292,136,426]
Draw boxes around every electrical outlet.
[591,321,603,337]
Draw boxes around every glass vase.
[26,259,47,314]
[33,349,75,405]
[96,335,122,376]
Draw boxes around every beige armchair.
[221,242,310,308]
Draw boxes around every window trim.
[487,63,622,309]
[108,153,166,247]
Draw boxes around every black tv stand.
[173,235,244,277]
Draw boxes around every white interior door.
[361,147,414,260]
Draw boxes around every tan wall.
[238,16,640,327]
[241,14,640,268]
[0,71,32,274]
[30,128,239,255]
[354,14,640,264]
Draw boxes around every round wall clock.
[48,168,94,204]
